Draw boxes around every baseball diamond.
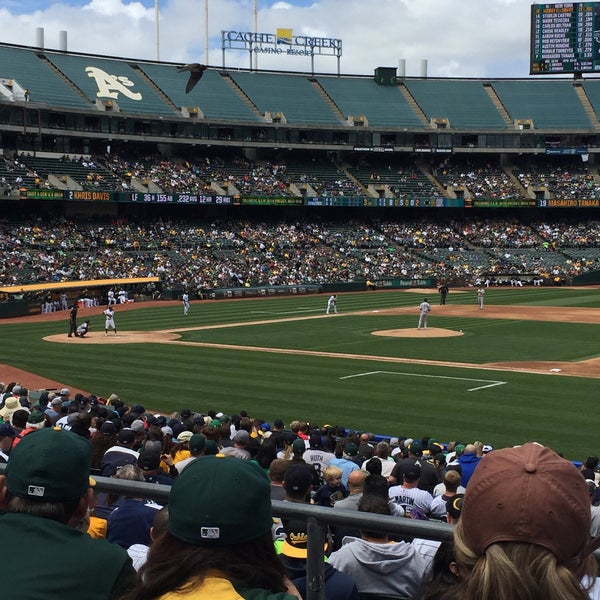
[1,287,600,461]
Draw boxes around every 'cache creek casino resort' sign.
[221,29,342,73]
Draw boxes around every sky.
[0,0,539,78]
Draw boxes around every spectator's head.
[280,517,329,561]
[403,463,422,486]
[117,428,135,447]
[446,493,464,525]
[346,469,366,494]
[434,452,447,469]
[11,409,29,430]
[26,411,46,430]
[322,465,343,487]
[358,494,391,540]
[454,444,465,459]
[138,448,161,474]
[291,438,306,457]
[268,458,288,484]
[375,441,390,459]
[130,419,145,436]
[344,442,359,458]
[462,443,476,455]
[454,443,599,599]
[443,469,462,494]
[309,432,322,449]
[233,430,249,448]
[0,397,22,423]
[362,458,389,500]
[409,440,423,457]
[2,427,94,525]
[0,423,16,454]
[134,455,288,598]
[283,464,313,502]
[176,430,193,444]
[188,434,206,456]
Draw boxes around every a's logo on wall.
[276,28,293,45]
[85,66,143,101]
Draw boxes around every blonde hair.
[322,465,343,483]
[453,520,595,600]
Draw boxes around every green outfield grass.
[1,287,600,461]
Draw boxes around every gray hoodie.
[328,536,428,597]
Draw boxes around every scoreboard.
[530,2,600,74]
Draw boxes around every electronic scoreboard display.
[530,2,600,74]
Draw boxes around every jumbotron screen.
[531,2,600,74]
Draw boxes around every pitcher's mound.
[44,331,180,344]
[372,328,463,338]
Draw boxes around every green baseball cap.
[6,427,93,502]
[168,455,272,546]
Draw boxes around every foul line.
[339,370,506,392]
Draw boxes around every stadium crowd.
[2,216,600,292]
[0,381,599,600]
[3,152,600,201]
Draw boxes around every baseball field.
[1,286,600,461]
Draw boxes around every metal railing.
[91,475,454,600]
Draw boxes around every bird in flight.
[178,63,207,94]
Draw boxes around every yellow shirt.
[158,575,297,600]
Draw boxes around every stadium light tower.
[205,0,209,65]
[253,0,258,70]
[155,0,160,61]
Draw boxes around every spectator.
[457,443,481,488]
[589,480,600,538]
[270,418,297,450]
[137,448,176,485]
[373,440,395,479]
[430,470,463,520]
[283,463,314,504]
[174,433,206,473]
[333,469,366,512]
[388,462,434,517]
[303,431,335,485]
[100,428,139,477]
[421,540,461,600]
[454,442,599,599]
[0,427,136,598]
[343,442,364,467]
[332,469,367,550]
[329,495,429,598]
[123,455,301,600]
[357,432,374,461]
[277,516,359,600]
[220,429,251,460]
[0,422,16,461]
[289,438,309,465]
[127,506,169,572]
[362,457,405,518]
[268,457,289,501]
[1,395,28,424]
[390,440,440,493]
[311,465,348,507]
[433,465,465,497]
[107,464,163,550]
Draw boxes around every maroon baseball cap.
[460,442,600,564]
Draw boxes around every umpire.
[438,283,449,305]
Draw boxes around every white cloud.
[0,0,539,77]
